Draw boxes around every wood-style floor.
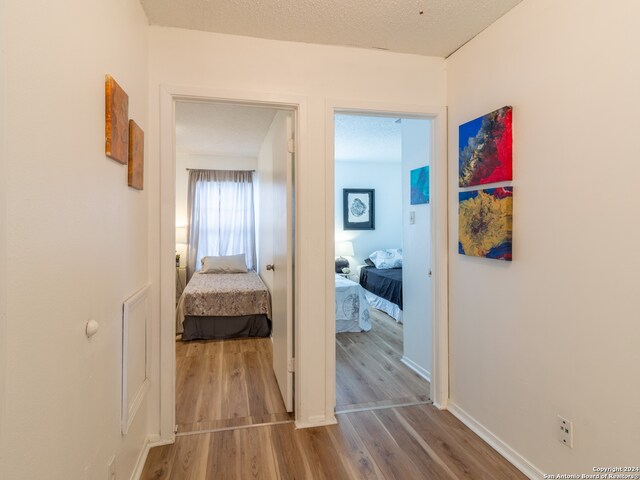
[141,403,526,479]
[142,319,526,479]
[176,337,292,433]
[336,308,430,411]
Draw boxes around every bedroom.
[173,100,295,432]
[333,113,434,412]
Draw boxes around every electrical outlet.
[107,455,116,480]
[557,415,573,448]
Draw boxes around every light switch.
[409,211,415,225]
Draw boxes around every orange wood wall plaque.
[105,75,129,164]
[128,120,144,190]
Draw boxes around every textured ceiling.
[140,0,522,57]
[175,101,278,157]
[335,114,402,163]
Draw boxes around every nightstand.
[338,270,360,282]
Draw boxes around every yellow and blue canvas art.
[458,187,513,261]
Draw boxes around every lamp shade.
[335,241,354,257]
[176,226,188,245]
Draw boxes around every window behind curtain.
[186,169,256,280]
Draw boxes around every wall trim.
[325,99,449,417]
[401,356,431,382]
[0,0,7,457]
[122,284,152,435]
[447,402,545,480]
[130,434,175,480]
[295,415,337,430]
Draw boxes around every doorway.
[332,113,432,412]
[325,102,449,418]
[159,93,300,438]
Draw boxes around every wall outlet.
[107,455,116,480]
[557,415,573,448]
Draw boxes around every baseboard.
[447,402,545,480]
[401,356,431,382]
[295,415,337,429]
[130,434,175,480]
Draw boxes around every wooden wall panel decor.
[105,75,129,164]
[128,120,144,190]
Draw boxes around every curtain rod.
[186,168,255,172]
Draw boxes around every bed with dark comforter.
[359,266,403,309]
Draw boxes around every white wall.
[147,28,447,427]
[400,119,432,379]
[334,161,402,266]
[175,153,256,265]
[446,0,640,474]
[1,0,151,478]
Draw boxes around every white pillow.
[200,254,248,274]
[369,249,403,269]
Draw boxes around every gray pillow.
[201,254,248,273]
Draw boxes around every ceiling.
[140,0,522,57]
[175,101,278,157]
[335,114,403,163]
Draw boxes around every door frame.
[157,85,305,441]
[325,99,449,412]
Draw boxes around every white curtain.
[186,169,256,280]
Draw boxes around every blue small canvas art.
[410,166,429,205]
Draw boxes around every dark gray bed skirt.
[181,314,271,341]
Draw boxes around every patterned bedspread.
[183,271,271,317]
[176,271,272,333]
[335,274,371,333]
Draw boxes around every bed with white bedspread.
[335,274,371,333]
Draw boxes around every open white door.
[270,112,294,412]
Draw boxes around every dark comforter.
[359,266,403,309]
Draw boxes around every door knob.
[266,264,275,271]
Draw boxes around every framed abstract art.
[343,189,375,230]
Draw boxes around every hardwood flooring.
[144,317,526,479]
[176,337,292,433]
[141,403,526,479]
[336,308,430,412]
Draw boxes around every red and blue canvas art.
[459,106,512,187]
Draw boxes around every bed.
[176,270,272,340]
[335,274,371,333]
[359,265,403,323]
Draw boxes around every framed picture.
[105,75,129,164]
[343,189,375,230]
[128,120,144,190]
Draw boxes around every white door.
[270,112,294,412]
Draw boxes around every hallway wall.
[446,0,640,474]
[1,0,152,478]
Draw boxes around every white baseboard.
[130,434,175,480]
[295,415,337,429]
[447,402,545,480]
[401,356,431,382]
